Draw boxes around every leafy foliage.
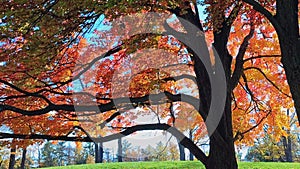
[0,0,298,168]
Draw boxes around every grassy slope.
[44,161,300,169]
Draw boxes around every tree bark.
[189,130,194,161]
[95,141,103,163]
[117,138,123,162]
[287,136,293,162]
[20,148,27,169]
[198,60,237,168]
[99,142,103,163]
[204,12,237,168]
[282,109,293,162]
[176,3,238,168]
[95,143,98,163]
[282,135,293,162]
[206,95,238,169]
[279,38,300,125]
[8,148,16,169]
[277,0,300,124]
[178,141,185,161]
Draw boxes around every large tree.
[0,1,294,169]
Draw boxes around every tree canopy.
[0,1,299,169]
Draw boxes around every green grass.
[239,162,300,169]
[43,161,300,169]
[43,161,204,169]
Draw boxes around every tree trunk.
[189,130,194,161]
[20,148,27,169]
[94,142,103,163]
[8,148,16,169]
[282,136,293,162]
[287,136,293,162]
[204,21,237,168]
[280,41,300,124]
[105,151,110,162]
[95,143,98,163]
[282,109,293,162]
[275,0,300,124]
[178,141,185,161]
[117,138,122,162]
[190,34,238,169]
[207,137,237,169]
[100,142,103,163]
[169,3,238,168]
[206,94,238,169]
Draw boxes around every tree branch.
[0,91,202,117]
[243,54,281,62]
[242,0,284,37]
[98,111,121,128]
[230,25,255,90]
[244,66,292,98]
[0,79,52,105]
[233,110,272,141]
[0,123,208,165]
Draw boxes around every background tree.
[245,133,284,162]
[155,141,169,161]
[0,143,9,169]
[140,145,156,162]
[121,139,132,161]
[168,142,180,161]
[41,142,58,167]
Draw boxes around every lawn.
[43,161,300,169]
